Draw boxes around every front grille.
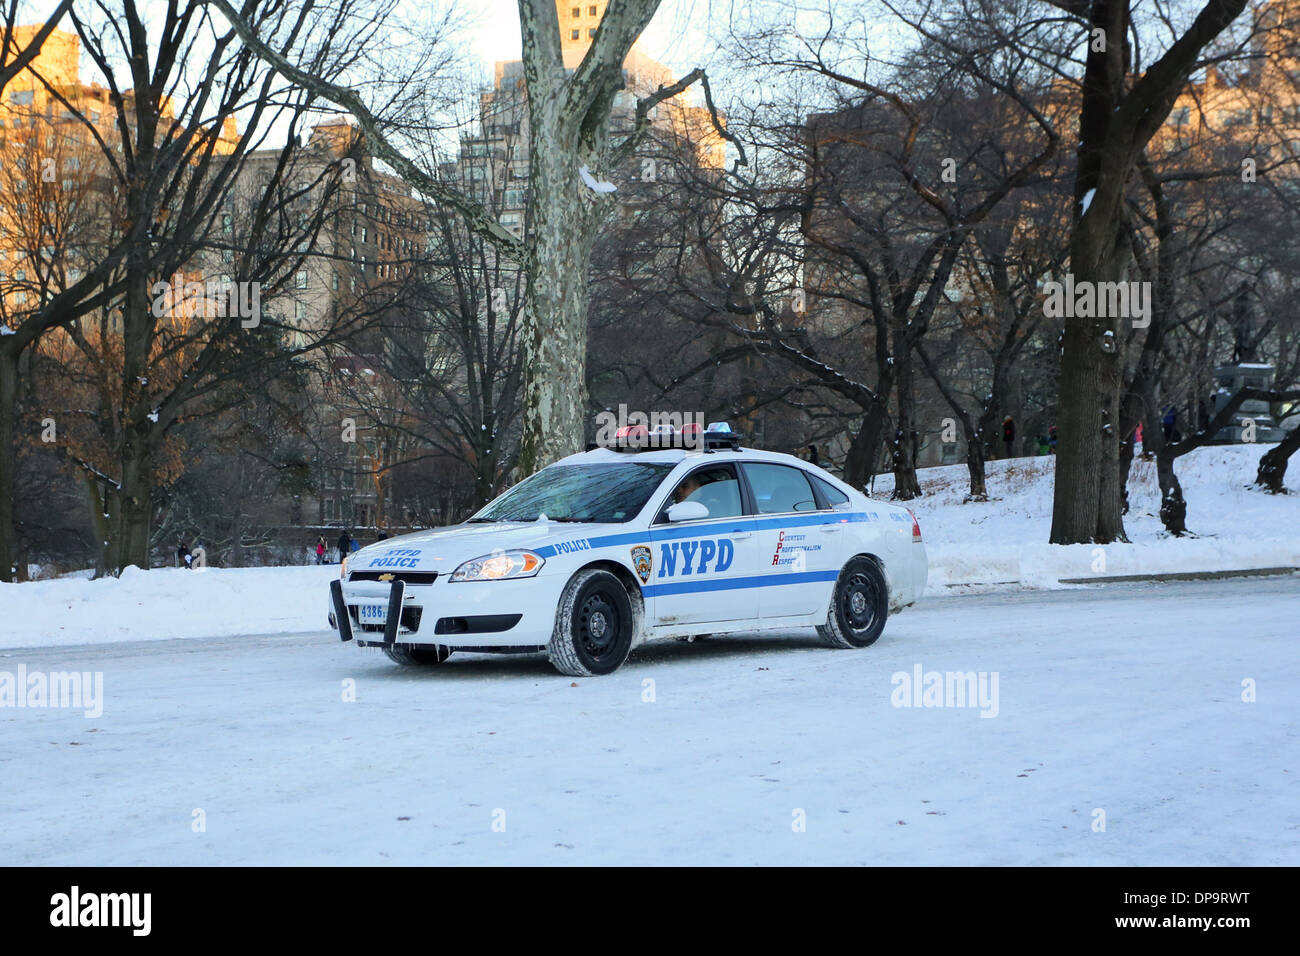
[348,570,438,585]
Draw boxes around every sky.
[463,0,725,77]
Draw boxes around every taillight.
[907,509,922,542]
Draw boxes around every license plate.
[358,604,387,626]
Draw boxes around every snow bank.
[1,565,336,649]
[872,444,1300,589]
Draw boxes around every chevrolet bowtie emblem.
[378,573,395,582]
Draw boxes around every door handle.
[731,531,753,540]
[820,525,842,533]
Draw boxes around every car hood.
[348,521,616,575]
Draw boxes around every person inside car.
[673,474,702,504]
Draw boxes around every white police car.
[329,424,927,676]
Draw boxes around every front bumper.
[329,573,565,648]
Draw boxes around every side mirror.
[666,500,709,522]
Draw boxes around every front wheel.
[816,556,888,649]
[383,643,453,666]
[547,569,634,677]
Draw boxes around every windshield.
[470,462,675,524]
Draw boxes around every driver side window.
[660,465,743,521]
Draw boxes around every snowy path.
[3,577,1296,865]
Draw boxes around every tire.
[383,643,453,666]
[547,568,635,677]
[816,556,888,649]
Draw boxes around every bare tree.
[0,0,76,579]
[21,0,377,574]
[1044,0,1251,544]
[208,0,734,476]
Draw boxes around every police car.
[328,423,927,676]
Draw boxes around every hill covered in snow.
[873,444,1300,587]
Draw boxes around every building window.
[295,301,308,322]
[590,5,597,14]
[296,270,308,289]
[571,6,579,16]
[588,27,596,37]
[9,89,34,105]
[571,29,580,39]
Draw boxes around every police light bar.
[601,421,741,452]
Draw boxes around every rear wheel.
[817,556,888,649]
[383,643,453,666]
[547,569,634,677]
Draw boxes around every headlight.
[450,549,544,582]
[340,556,350,580]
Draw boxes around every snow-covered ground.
[0,565,337,650]
[2,577,1295,865]
[874,444,1300,588]
[1,445,1294,650]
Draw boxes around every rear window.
[741,463,818,514]
[812,475,851,509]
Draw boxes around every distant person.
[1036,434,1050,456]
[315,537,327,565]
[177,541,192,569]
[376,530,389,542]
[806,444,821,467]
[1048,425,1057,454]
[336,529,351,563]
[1002,416,1015,459]
[1161,405,1177,442]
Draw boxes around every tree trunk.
[964,438,988,501]
[891,354,922,500]
[843,385,892,491]
[83,473,113,579]
[1154,444,1188,535]
[232,455,246,568]
[0,350,17,582]
[110,423,154,572]
[1256,426,1300,493]
[1050,250,1128,543]
[915,341,987,500]
[515,129,600,476]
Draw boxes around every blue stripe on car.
[533,512,873,558]
[643,569,839,597]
